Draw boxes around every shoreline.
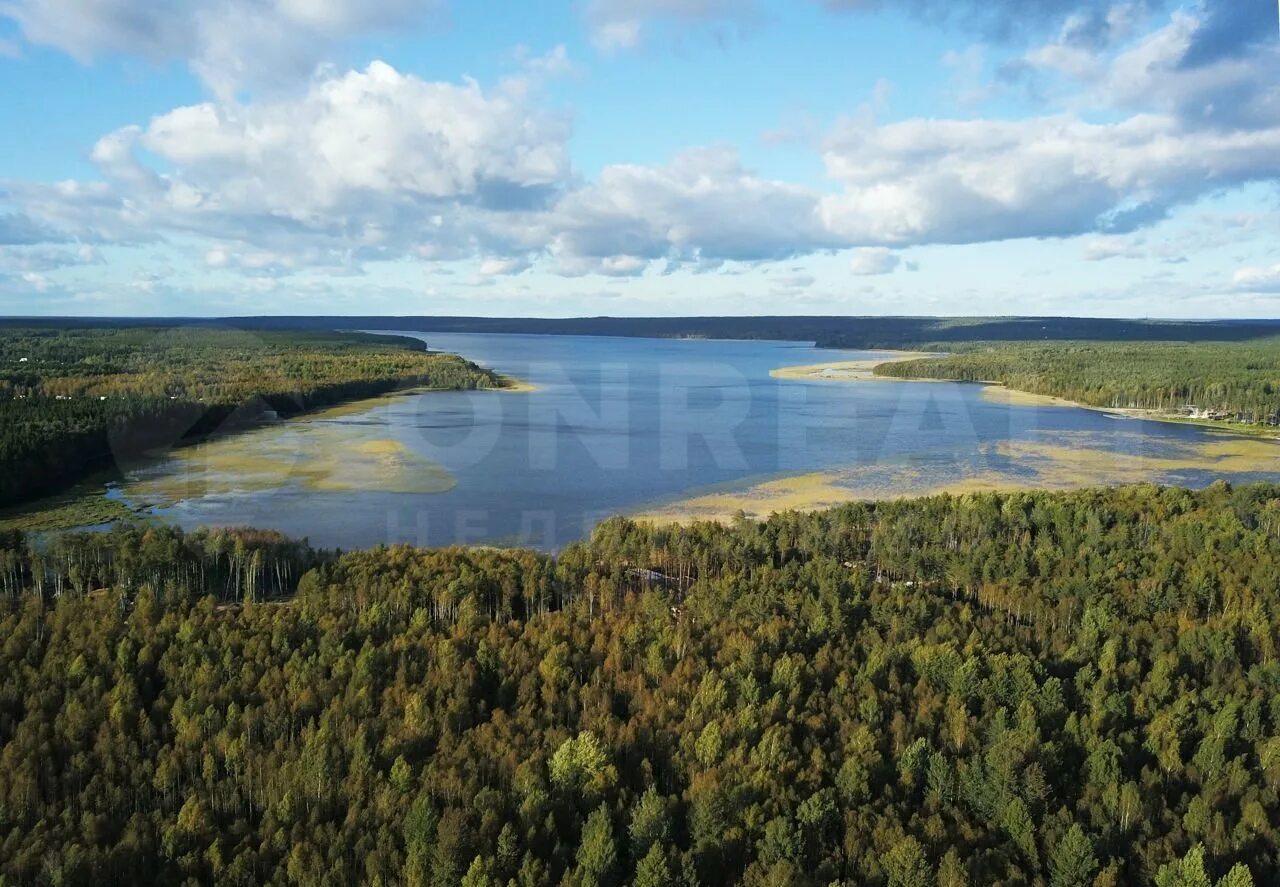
[769,350,941,382]
[771,354,1280,438]
[1,372,535,534]
[631,432,1280,527]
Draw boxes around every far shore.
[496,376,539,393]
[768,350,940,382]
[771,354,1279,438]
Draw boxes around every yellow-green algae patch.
[0,491,145,532]
[127,423,455,506]
[632,432,1280,526]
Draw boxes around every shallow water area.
[28,331,1273,548]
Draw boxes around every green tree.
[1049,825,1098,887]
[576,805,619,887]
[936,849,968,887]
[1155,845,1213,887]
[1216,864,1254,887]
[884,836,933,887]
[629,788,672,859]
[634,844,673,887]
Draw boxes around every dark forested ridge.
[2,483,1279,886]
[875,340,1280,426]
[8,315,1280,349]
[0,327,503,507]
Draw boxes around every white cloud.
[1234,264,1280,292]
[548,146,838,272]
[4,2,1278,299]
[819,112,1280,246]
[849,246,900,275]
[478,256,532,276]
[0,243,102,271]
[7,60,572,270]
[1081,234,1145,261]
[1,0,438,95]
[130,61,569,207]
[20,270,49,291]
[583,0,754,49]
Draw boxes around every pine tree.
[576,805,619,887]
[1154,845,1213,887]
[460,855,497,887]
[1049,825,1098,887]
[1216,864,1254,887]
[629,788,672,859]
[634,844,673,887]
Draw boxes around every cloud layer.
[1,0,1276,303]
[1,0,437,94]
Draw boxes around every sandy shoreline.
[768,351,939,382]
[496,376,539,393]
[630,434,1280,526]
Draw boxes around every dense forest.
[2,482,1279,885]
[0,327,503,506]
[7,316,1280,349]
[875,340,1280,426]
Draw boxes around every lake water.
[119,332,1280,549]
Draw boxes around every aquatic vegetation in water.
[634,431,1280,524]
[126,423,456,506]
[0,491,146,532]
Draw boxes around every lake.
[118,332,1280,549]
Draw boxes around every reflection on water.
[109,332,1280,549]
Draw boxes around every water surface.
[118,332,1280,549]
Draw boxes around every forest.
[0,327,504,506]
[874,340,1280,426]
[1,482,1278,886]
[8,316,1280,350]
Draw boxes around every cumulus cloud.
[7,61,571,269]
[548,147,839,272]
[849,246,900,275]
[818,112,1280,246]
[4,1,1278,292]
[0,0,438,95]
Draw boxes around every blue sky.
[0,0,1277,318]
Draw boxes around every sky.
[0,0,1277,318]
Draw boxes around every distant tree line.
[0,327,503,506]
[1,482,1278,884]
[876,340,1280,425]
[7,316,1280,349]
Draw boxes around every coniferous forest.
[2,483,1278,886]
[874,341,1280,426]
[0,328,503,506]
